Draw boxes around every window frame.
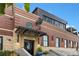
[42,35,49,47]
[0,36,3,50]
[55,37,61,47]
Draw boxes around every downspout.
[12,3,15,30]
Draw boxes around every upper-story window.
[43,15,52,24]
[43,15,66,30]
[26,22,32,29]
[51,19,55,25]
[55,21,59,27]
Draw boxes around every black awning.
[15,26,47,37]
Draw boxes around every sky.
[16,3,79,32]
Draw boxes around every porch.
[14,26,46,56]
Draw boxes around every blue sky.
[16,3,79,32]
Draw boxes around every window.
[55,21,60,27]
[60,23,65,29]
[55,37,61,47]
[64,40,67,48]
[43,35,49,47]
[66,40,69,47]
[26,22,32,29]
[43,15,52,24]
[76,42,78,47]
[43,15,47,22]
[43,15,66,30]
[46,18,51,23]
[71,41,73,48]
[52,19,55,25]
[64,40,68,48]
[55,21,58,26]
[63,24,66,29]
[0,36,3,50]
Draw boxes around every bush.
[36,46,43,52]
[0,50,15,56]
[43,50,49,55]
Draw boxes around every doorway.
[24,39,34,55]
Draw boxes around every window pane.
[56,37,61,47]
[43,35,48,46]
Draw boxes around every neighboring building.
[0,6,79,55]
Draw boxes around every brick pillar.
[61,38,64,48]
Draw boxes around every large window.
[64,40,68,48]
[55,37,61,48]
[71,41,73,48]
[0,36,3,50]
[43,35,49,47]
[64,40,67,48]
[76,42,78,48]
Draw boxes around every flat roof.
[32,7,67,24]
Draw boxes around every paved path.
[47,51,60,56]
[43,47,79,56]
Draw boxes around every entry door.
[24,40,34,55]
[56,38,60,48]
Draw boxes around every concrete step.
[15,48,32,56]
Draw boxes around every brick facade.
[0,6,79,51]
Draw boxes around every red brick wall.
[0,15,14,30]
[14,7,79,48]
[0,6,14,36]
[1,6,79,47]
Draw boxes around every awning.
[15,26,47,37]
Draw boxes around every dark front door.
[24,40,34,55]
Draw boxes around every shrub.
[36,46,43,52]
[0,50,15,56]
[43,50,49,55]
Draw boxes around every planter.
[43,51,49,56]
[35,52,43,56]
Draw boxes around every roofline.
[32,7,68,24]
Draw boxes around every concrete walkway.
[43,47,79,56]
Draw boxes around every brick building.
[0,6,79,55]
